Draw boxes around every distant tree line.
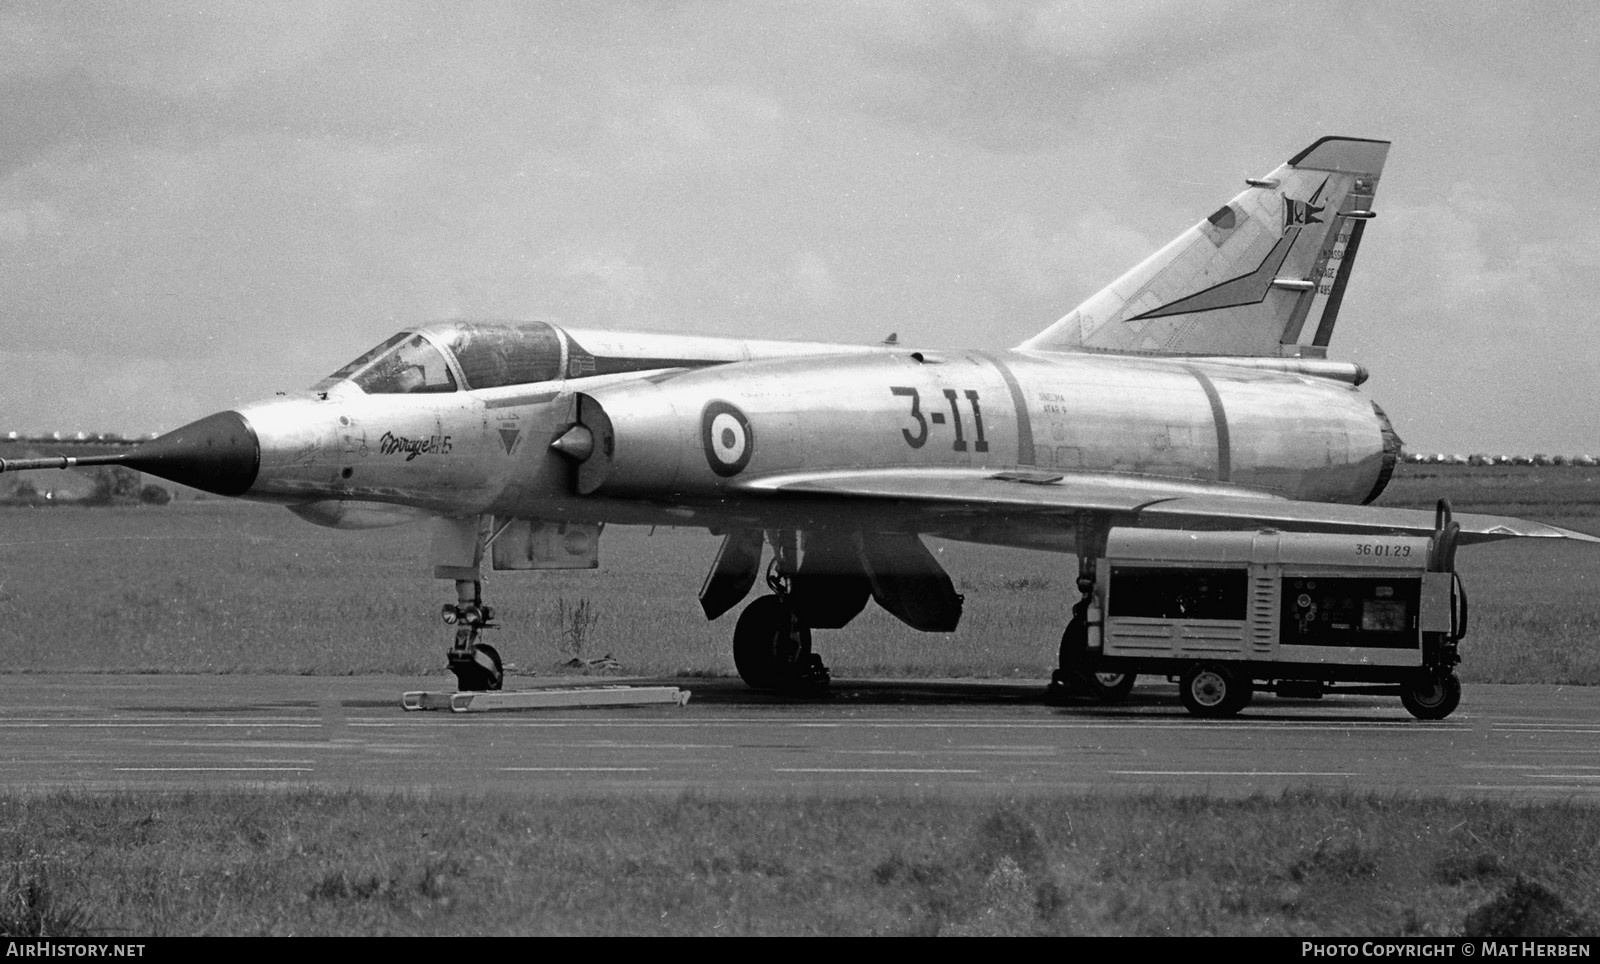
[1404,452,1598,466]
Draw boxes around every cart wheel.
[1179,663,1251,718]
[1401,672,1461,720]
[1084,671,1137,704]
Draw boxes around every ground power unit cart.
[1070,505,1468,719]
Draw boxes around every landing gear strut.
[444,579,503,692]
[732,536,829,693]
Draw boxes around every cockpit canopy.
[315,321,564,394]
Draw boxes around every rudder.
[1020,136,1390,357]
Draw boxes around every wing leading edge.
[734,468,1600,546]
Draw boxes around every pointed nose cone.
[121,411,260,496]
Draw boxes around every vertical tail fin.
[1020,136,1390,357]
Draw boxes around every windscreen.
[315,332,407,388]
[314,332,458,394]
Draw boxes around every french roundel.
[701,401,753,477]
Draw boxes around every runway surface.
[3,674,1599,800]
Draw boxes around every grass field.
[1364,463,1600,684]
[3,791,1598,937]
[1378,464,1600,518]
[1,463,1596,684]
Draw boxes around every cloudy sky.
[1,0,1596,454]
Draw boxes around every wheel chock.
[402,685,691,713]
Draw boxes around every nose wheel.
[450,639,503,692]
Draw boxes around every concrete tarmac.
[2,674,1598,800]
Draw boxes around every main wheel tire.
[733,595,809,690]
[1084,671,1137,704]
[1179,663,1251,718]
[1401,672,1461,720]
[1057,614,1088,670]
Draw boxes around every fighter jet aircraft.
[5,135,1594,698]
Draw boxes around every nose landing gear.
[445,579,503,692]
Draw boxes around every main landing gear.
[444,579,503,692]
[731,551,830,694]
[1045,528,1136,705]
[1046,598,1136,704]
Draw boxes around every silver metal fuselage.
[230,334,1394,556]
